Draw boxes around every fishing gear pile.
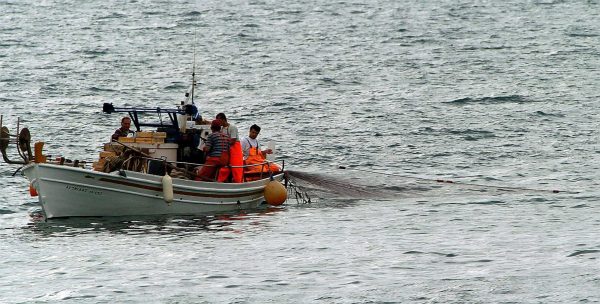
[102,148,147,173]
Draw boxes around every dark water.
[2,0,600,302]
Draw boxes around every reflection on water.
[24,206,285,238]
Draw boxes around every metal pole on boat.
[191,47,196,106]
[188,30,198,107]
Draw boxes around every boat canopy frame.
[102,103,199,132]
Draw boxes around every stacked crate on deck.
[92,132,168,172]
[133,131,166,144]
[94,141,125,172]
[117,137,135,143]
[115,131,167,144]
[93,151,116,172]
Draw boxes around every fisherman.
[196,119,230,181]
[240,124,281,181]
[111,116,134,141]
[215,113,243,183]
[241,124,272,159]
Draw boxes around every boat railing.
[98,141,284,182]
[136,155,283,171]
[133,156,285,181]
[110,139,283,171]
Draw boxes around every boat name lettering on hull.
[65,185,102,195]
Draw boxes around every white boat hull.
[23,163,285,219]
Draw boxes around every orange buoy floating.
[264,180,287,206]
[29,183,38,197]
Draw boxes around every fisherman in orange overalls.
[216,113,244,183]
[240,124,281,181]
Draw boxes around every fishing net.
[285,170,388,203]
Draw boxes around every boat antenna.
[190,31,197,106]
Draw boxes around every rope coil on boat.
[102,149,146,173]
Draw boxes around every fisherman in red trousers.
[196,120,230,181]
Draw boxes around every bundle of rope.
[105,141,197,179]
[102,148,147,173]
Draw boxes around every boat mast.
[190,30,197,106]
[191,43,196,106]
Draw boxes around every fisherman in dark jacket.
[111,116,133,141]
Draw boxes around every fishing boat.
[22,163,285,218]
[0,70,288,219]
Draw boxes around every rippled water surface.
[2,0,600,303]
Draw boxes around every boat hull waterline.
[23,163,284,218]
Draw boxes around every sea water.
[1,0,600,303]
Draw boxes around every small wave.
[22,201,40,207]
[142,11,162,16]
[236,33,268,42]
[481,45,513,50]
[445,259,494,264]
[565,26,599,37]
[534,0,566,5]
[534,111,565,117]
[567,32,599,38]
[464,135,486,141]
[164,83,187,90]
[382,185,412,192]
[0,208,15,215]
[567,249,600,257]
[447,95,532,104]
[320,77,340,84]
[183,11,202,16]
[276,10,303,15]
[441,128,496,140]
[282,96,299,102]
[79,49,108,57]
[524,197,549,203]
[89,86,117,92]
[206,275,229,279]
[134,24,177,30]
[403,251,457,257]
[97,12,127,20]
[468,200,506,205]
[571,204,589,208]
